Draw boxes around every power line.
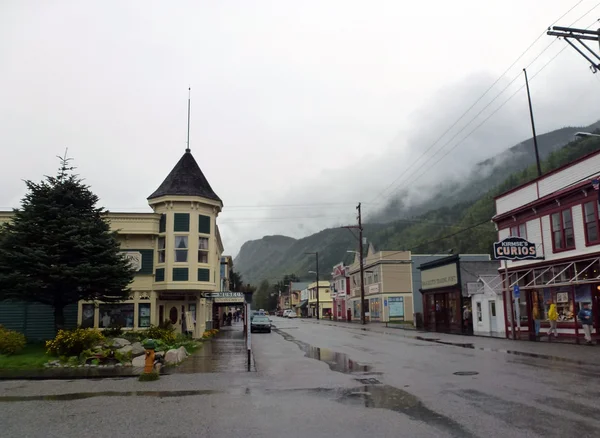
[368,0,587,205]
[379,17,599,204]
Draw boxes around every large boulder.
[176,346,188,362]
[111,338,131,348]
[164,349,180,364]
[131,342,145,356]
[132,355,146,367]
[117,345,133,355]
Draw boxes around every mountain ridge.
[234,121,600,285]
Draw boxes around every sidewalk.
[167,323,254,374]
[301,318,600,366]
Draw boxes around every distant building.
[346,244,413,323]
[307,281,333,318]
[288,282,309,313]
[220,256,234,291]
[330,263,350,321]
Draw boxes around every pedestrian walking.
[578,302,594,345]
[547,301,558,338]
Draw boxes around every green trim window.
[173,268,189,281]
[175,236,188,262]
[159,214,167,233]
[199,215,211,234]
[198,268,210,282]
[158,237,166,263]
[138,303,151,328]
[155,268,165,282]
[174,213,190,232]
[198,237,209,264]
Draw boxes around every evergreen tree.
[0,154,134,331]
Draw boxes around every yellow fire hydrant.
[143,339,156,374]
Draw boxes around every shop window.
[551,209,575,251]
[583,201,600,244]
[370,298,381,319]
[138,303,151,328]
[99,304,134,328]
[198,237,209,264]
[476,302,482,322]
[389,296,404,321]
[158,237,166,263]
[81,304,95,328]
[542,287,574,322]
[174,236,188,262]
[575,284,593,316]
[510,223,527,239]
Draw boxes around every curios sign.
[493,237,539,260]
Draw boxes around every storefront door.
[434,293,449,330]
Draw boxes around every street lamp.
[347,250,366,325]
[575,132,600,138]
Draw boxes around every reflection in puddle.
[274,329,371,373]
[295,385,475,438]
[0,390,219,402]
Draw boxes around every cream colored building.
[307,281,333,318]
[1,147,225,339]
[347,244,413,322]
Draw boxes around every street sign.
[513,285,520,299]
[493,237,541,261]
[384,299,388,307]
[204,292,244,299]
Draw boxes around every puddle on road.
[287,385,474,438]
[0,390,219,402]
[274,328,371,373]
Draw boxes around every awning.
[298,299,308,309]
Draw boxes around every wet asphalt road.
[1,318,600,438]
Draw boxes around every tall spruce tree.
[0,154,134,331]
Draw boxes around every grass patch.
[0,343,50,369]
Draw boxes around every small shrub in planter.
[46,328,105,356]
[144,325,176,344]
[0,326,27,355]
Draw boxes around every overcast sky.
[2,1,600,256]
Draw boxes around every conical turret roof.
[148,150,221,202]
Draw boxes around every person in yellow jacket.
[547,302,558,337]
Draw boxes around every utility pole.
[341,203,367,325]
[357,203,366,325]
[547,26,600,73]
[523,68,542,177]
[316,252,320,320]
[305,252,320,319]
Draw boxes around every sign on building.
[120,251,142,272]
[493,237,541,261]
[205,292,244,299]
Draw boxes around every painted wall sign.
[421,263,458,290]
[120,251,142,272]
[493,237,540,260]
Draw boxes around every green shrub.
[0,326,27,355]
[103,324,123,338]
[45,328,105,356]
[144,325,176,344]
